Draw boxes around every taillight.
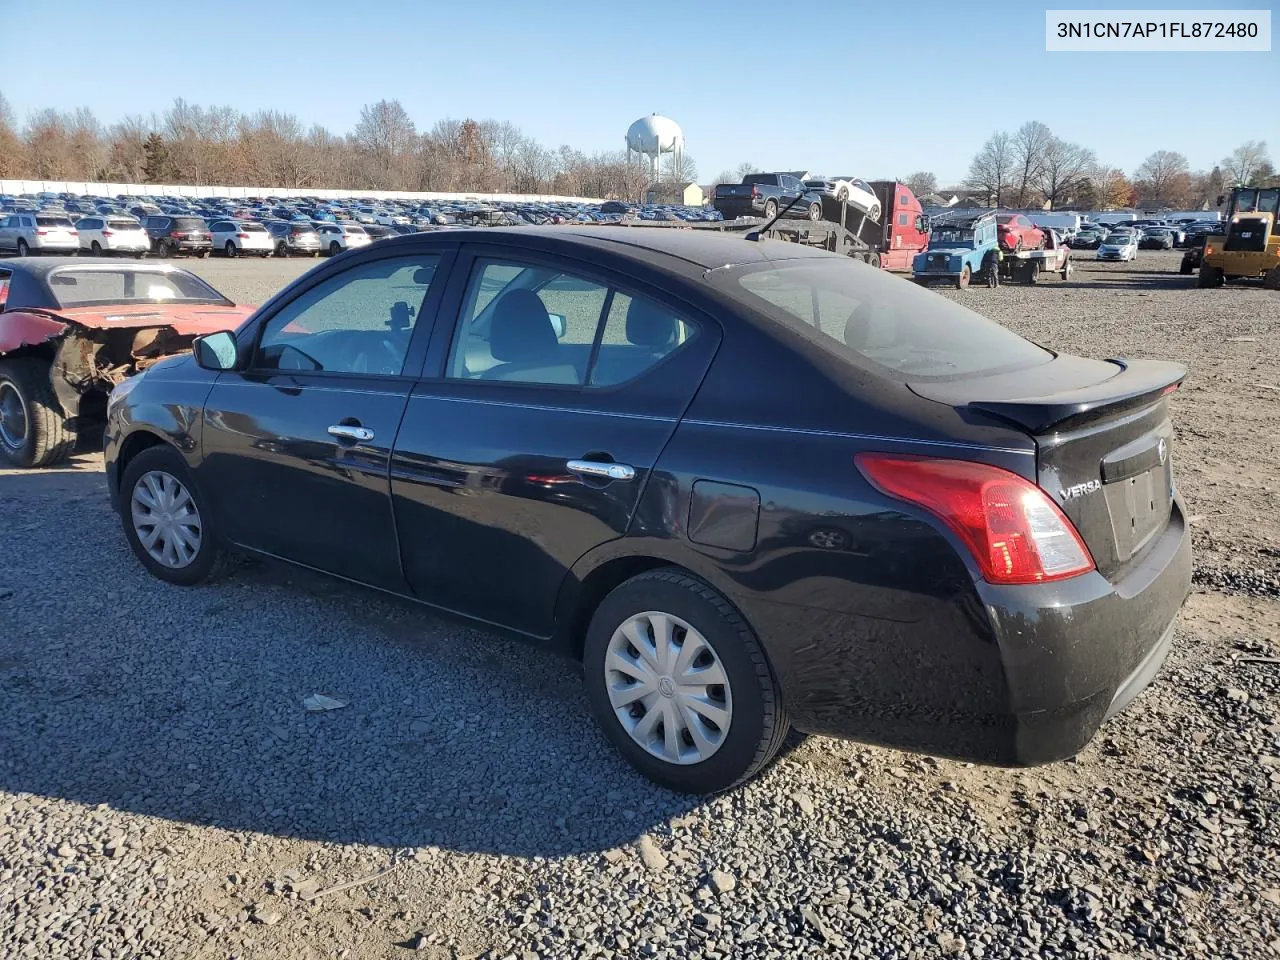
[36,229,48,236]
[170,230,183,238]
[1204,244,1214,255]
[102,230,113,237]
[751,186,761,198]
[855,454,1095,585]
[238,232,250,239]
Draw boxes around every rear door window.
[719,259,1051,381]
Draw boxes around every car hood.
[921,246,973,256]
[54,303,256,335]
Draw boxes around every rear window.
[107,219,140,230]
[37,216,74,227]
[716,259,1052,381]
[344,225,367,234]
[172,217,206,230]
[741,175,775,186]
[241,223,267,232]
[45,268,230,307]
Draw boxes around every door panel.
[197,249,453,592]
[201,375,412,589]
[391,250,720,637]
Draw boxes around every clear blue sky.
[1,0,1274,184]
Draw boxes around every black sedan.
[104,227,1192,793]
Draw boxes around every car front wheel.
[119,445,230,586]
[583,568,789,793]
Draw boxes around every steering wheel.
[350,337,404,376]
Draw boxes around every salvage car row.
[0,226,1192,796]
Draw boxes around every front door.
[200,251,451,591]
[390,248,719,636]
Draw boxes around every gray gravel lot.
[1,248,1278,960]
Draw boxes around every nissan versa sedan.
[104,227,1192,794]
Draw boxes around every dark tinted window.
[717,258,1051,381]
[107,219,139,230]
[172,217,205,230]
[741,174,775,186]
[37,216,73,227]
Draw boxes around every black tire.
[956,264,971,290]
[329,241,341,257]
[276,242,288,258]
[199,249,210,259]
[763,199,778,219]
[1197,265,1224,288]
[311,250,320,258]
[582,568,789,794]
[836,187,849,202]
[157,239,172,258]
[134,251,145,260]
[867,252,881,269]
[118,445,233,586]
[0,358,74,468]
[225,241,238,258]
[16,239,29,257]
[1180,261,1192,275]
[807,202,822,222]
[90,241,102,257]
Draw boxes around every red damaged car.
[0,259,253,467]
[996,214,1046,253]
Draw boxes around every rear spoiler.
[965,359,1186,433]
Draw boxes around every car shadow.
[0,468,702,858]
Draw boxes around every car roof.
[0,259,208,311]
[398,225,841,272]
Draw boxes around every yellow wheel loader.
[1198,185,1280,289]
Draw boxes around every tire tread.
[0,357,74,467]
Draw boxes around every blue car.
[913,211,1001,289]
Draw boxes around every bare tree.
[103,115,154,183]
[734,161,759,179]
[1133,150,1190,205]
[23,109,74,179]
[664,151,697,184]
[903,171,937,197]
[964,131,1013,207]
[1221,141,1271,185]
[353,99,417,189]
[1038,138,1095,209]
[1010,121,1053,207]
[0,90,26,178]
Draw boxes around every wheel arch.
[112,428,170,498]
[554,541,745,661]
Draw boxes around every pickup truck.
[713,173,823,221]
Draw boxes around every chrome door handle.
[567,460,635,481]
[328,424,375,443]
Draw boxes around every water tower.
[626,114,685,181]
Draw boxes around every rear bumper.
[714,199,765,219]
[751,497,1192,766]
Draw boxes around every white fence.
[0,179,606,204]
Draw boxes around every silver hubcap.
[0,382,28,450]
[131,470,202,568]
[605,611,732,765]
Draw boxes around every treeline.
[961,121,1275,210]
[0,93,663,198]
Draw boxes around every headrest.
[625,297,678,348]
[489,289,556,362]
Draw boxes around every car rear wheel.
[16,239,29,257]
[763,199,778,220]
[583,568,789,793]
[119,446,231,586]
[90,241,102,256]
[225,241,238,258]
[836,187,849,202]
[807,202,822,221]
[276,242,288,258]
[329,242,341,256]
[0,358,73,468]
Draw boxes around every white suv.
[209,219,273,257]
[76,216,149,258]
[317,222,371,256]
[0,213,79,255]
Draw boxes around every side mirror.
[1216,194,1225,207]
[193,330,240,371]
[548,313,567,340]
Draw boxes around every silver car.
[0,213,80,256]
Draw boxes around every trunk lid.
[717,184,753,198]
[909,355,1185,578]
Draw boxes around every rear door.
[390,246,720,637]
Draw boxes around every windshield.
[716,258,1052,381]
[933,228,973,243]
[46,268,230,307]
[1231,188,1280,215]
[1104,234,1131,244]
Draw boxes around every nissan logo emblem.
[1157,438,1168,465]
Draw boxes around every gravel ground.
[1,248,1278,960]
